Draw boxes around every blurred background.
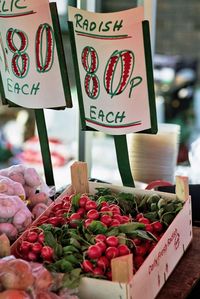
[0,0,200,188]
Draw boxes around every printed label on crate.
[68,6,157,135]
[0,0,70,108]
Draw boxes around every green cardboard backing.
[140,20,158,134]
[114,135,135,187]
[34,109,55,187]
[68,21,87,131]
[50,2,72,109]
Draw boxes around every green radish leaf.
[54,243,63,258]
[39,224,54,231]
[96,194,117,205]
[63,245,80,254]
[71,193,81,210]
[62,268,82,289]
[143,211,158,222]
[106,227,119,236]
[95,187,112,197]
[132,229,156,241]
[70,238,81,249]
[60,238,69,246]
[118,222,145,234]
[138,194,149,209]
[60,260,74,272]
[44,231,57,248]
[81,245,89,251]
[117,195,138,216]
[87,220,107,234]
[64,255,81,265]
[161,212,176,226]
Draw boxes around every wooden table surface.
[156,226,200,299]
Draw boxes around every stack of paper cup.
[127,123,181,184]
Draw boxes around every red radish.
[95,241,107,253]
[97,256,109,271]
[62,195,71,203]
[87,245,102,259]
[37,215,48,225]
[87,209,99,220]
[27,251,38,261]
[79,195,89,207]
[113,214,123,223]
[84,219,93,228]
[77,207,85,216]
[145,223,154,232]
[26,231,38,243]
[85,200,97,211]
[132,238,142,246]
[144,240,151,252]
[100,214,112,226]
[20,241,32,253]
[135,213,143,221]
[93,267,104,276]
[38,232,45,244]
[100,202,109,207]
[95,234,107,243]
[106,236,119,247]
[82,260,93,272]
[134,255,144,268]
[62,202,71,209]
[32,242,43,254]
[55,209,69,217]
[157,233,164,240]
[69,213,81,228]
[135,245,146,256]
[106,271,112,280]
[152,221,163,232]
[48,217,61,226]
[118,244,130,256]
[100,206,111,213]
[149,243,156,253]
[138,217,150,224]
[105,246,119,259]
[41,246,54,261]
[110,219,120,227]
[121,215,131,223]
[51,203,63,212]
[110,206,121,214]
[109,204,119,209]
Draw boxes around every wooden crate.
[11,179,192,299]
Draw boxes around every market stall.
[0,1,196,299]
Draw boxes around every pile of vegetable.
[13,187,184,287]
[0,256,79,299]
[0,165,54,241]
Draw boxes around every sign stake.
[114,135,135,187]
[34,109,55,187]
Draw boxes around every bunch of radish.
[13,188,183,286]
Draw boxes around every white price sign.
[68,6,157,135]
[0,0,70,108]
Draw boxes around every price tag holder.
[0,0,72,109]
[68,6,158,187]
